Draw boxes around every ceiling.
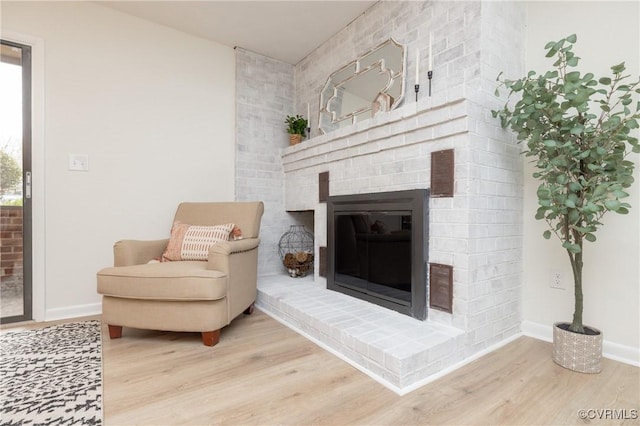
[97,1,377,64]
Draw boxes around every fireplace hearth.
[327,189,429,319]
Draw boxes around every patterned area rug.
[0,320,102,425]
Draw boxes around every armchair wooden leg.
[201,330,221,347]
[243,302,255,315]
[108,325,123,339]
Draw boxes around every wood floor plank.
[101,311,639,425]
[5,311,637,425]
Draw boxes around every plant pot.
[552,322,602,373]
[289,134,302,145]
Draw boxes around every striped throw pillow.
[162,222,235,261]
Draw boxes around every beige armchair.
[97,201,264,346]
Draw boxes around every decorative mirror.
[319,39,406,134]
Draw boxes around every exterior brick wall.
[0,206,23,280]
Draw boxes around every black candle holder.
[307,127,311,139]
[428,71,433,96]
[414,84,420,102]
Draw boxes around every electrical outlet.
[550,271,564,289]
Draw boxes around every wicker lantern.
[278,225,314,277]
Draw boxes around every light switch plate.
[68,154,89,171]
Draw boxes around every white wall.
[523,1,640,357]
[1,2,236,320]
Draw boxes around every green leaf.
[585,233,597,242]
[568,182,582,192]
[604,199,621,211]
[613,189,629,198]
[543,139,557,148]
[593,184,608,197]
[611,62,626,73]
[570,125,584,135]
[566,34,577,43]
[584,203,600,213]
[565,199,576,208]
[537,187,552,200]
[562,241,582,253]
[566,71,581,82]
[543,230,552,240]
[599,77,612,85]
[567,56,579,67]
[572,226,593,233]
[568,209,580,223]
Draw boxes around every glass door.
[1,40,32,323]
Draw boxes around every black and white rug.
[0,320,102,425]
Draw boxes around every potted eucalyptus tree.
[493,34,640,373]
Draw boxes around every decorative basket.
[278,225,314,277]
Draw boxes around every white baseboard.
[45,302,102,322]
[521,320,553,343]
[522,320,640,367]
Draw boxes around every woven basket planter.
[552,322,602,373]
[289,134,302,145]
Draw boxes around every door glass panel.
[1,41,30,322]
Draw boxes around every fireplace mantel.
[282,94,470,211]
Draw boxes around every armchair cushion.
[97,261,227,301]
[162,222,235,261]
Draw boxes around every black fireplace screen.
[327,189,429,320]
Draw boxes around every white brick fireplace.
[236,1,526,392]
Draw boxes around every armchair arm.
[208,238,260,257]
[113,239,169,267]
[207,238,261,321]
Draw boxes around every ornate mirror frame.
[318,38,406,135]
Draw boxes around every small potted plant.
[493,34,640,373]
[285,114,308,145]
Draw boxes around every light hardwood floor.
[3,311,639,425]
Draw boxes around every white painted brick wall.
[236,0,526,377]
[235,48,313,276]
[279,2,526,344]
